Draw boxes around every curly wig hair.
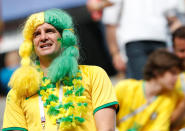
[9,9,79,97]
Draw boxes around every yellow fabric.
[3,65,118,131]
[8,12,45,98]
[8,66,41,98]
[174,72,185,129]
[116,79,180,131]
[175,72,185,96]
[23,12,44,40]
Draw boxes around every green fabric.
[2,127,27,131]
[44,9,79,83]
[48,106,60,116]
[93,101,119,115]
[44,8,73,34]
[75,116,85,123]
[58,115,73,122]
[142,80,146,98]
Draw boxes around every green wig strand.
[45,9,79,83]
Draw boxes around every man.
[170,26,185,130]
[0,51,20,95]
[2,9,118,131]
[102,0,178,79]
[115,49,183,131]
[173,26,185,61]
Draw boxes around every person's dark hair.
[172,26,185,47]
[144,49,183,80]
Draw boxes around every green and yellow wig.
[9,9,79,97]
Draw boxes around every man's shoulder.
[79,65,107,74]
[175,72,185,94]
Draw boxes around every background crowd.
[0,0,185,130]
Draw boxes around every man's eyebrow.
[33,29,40,33]
[47,28,55,30]
[33,30,40,36]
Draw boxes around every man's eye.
[33,32,40,37]
[46,29,55,33]
[180,50,185,53]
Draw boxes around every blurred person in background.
[170,26,185,130]
[168,0,185,33]
[82,0,120,77]
[66,0,117,77]
[2,8,118,131]
[102,0,179,80]
[173,26,185,61]
[0,51,20,96]
[0,20,3,43]
[115,49,184,131]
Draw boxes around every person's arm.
[89,66,118,131]
[2,90,27,131]
[167,16,182,33]
[164,0,181,33]
[105,24,126,72]
[94,106,116,131]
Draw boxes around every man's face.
[33,23,61,59]
[157,67,180,91]
[174,37,185,61]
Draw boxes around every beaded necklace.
[36,62,88,130]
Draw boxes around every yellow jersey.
[3,65,118,131]
[116,79,181,131]
[173,72,185,129]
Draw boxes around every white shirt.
[102,0,178,47]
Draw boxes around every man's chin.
[165,85,174,91]
[42,52,60,59]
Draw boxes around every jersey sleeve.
[89,66,118,115]
[2,89,28,131]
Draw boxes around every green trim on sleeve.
[2,127,28,131]
[93,101,119,115]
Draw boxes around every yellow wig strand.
[9,12,44,98]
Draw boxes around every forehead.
[164,67,181,76]
[156,67,181,78]
[174,37,185,48]
[35,23,57,31]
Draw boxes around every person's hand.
[86,0,113,12]
[170,19,182,33]
[112,53,126,72]
[87,0,102,12]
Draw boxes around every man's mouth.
[40,43,53,48]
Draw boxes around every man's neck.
[145,79,162,100]
[39,57,53,75]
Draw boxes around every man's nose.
[40,31,48,41]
